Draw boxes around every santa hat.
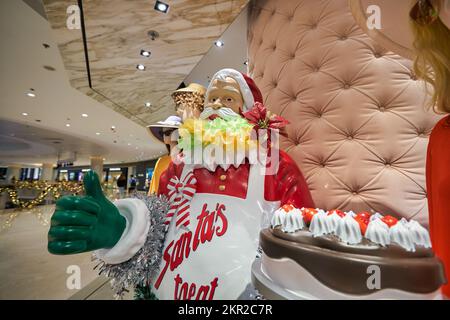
[205,68,263,111]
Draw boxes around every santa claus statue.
[47,68,314,300]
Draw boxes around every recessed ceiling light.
[128,143,131,146]
[154,1,170,13]
[22,112,28,116]
[111,125,116,129]
[96,132,101,135]
[244,60,249,66]
[215,40,224,47]
[140,49,151,57]
[82,113,88,118]
[136,64,146,71]
[145,102,152,107]
[66,124,71,127]
[26,92,36,98]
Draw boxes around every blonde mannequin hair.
[411,9,450,113]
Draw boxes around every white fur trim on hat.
[206,68,254,111]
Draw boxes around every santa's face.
[201,77,244,120]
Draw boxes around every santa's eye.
[226,97,233,102]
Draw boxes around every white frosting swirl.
[346,210,356,218]
[370,212,383,222]
[389,218,415,252]
[271,207,286,228]
[407,220,432,248]
[310,209,329,237]
[365,218,390,246]
[335,214,362,244]
[281,208,305,233]
[325,211,342,234]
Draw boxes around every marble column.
[6,165,21,184]
[40,163,54,182]
[90,157,104,182]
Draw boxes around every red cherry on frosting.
[381,215,398,227]
[327,209,346,218]
[356,211,372,224]
[302,208,318,225]
[282,204,295,212]
[354,215,368,235]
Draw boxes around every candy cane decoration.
[165,171,197,228]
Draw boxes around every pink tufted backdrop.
[247,0,442,226]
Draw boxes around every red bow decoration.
[243,102,289,131]
[165,171,197,229]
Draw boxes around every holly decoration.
[243,102,289,131]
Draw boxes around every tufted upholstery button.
[374,53,382,58]
[343,83,351,89]
[418,130,426,137]
[410,73,417,80]
[311,23,317,29]
[379,106,386,112]
[352,191,358,195]
[340,35,347,41]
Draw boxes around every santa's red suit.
[95,69,314,300]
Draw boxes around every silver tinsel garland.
[93,193,169,299]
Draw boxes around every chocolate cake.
[251,206,447,299]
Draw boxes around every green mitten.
[48,171,126,254]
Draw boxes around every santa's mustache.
[200,106,240,120]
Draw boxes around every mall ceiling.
[0,0,166,166]
[0,119,108,166]
[42,0,249,127]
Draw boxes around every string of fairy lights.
[0,181,84,210]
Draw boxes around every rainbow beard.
[177,117,260,170]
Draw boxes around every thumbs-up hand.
[48,171,126,255]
